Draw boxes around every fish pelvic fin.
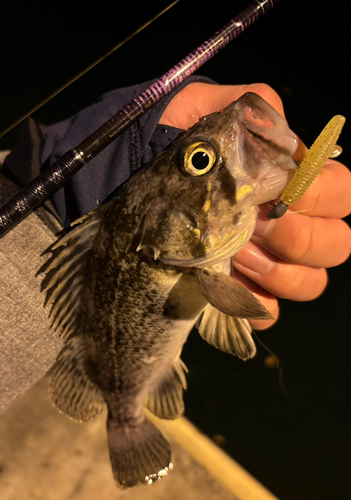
[195,267,272,320]
[144,358,188,420]
[197,304,256,360]
[42,203,110,340]
[107,415,173,489]
[49,337,105,421]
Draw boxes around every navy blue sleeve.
[4,76,215,228]
[39,76,215,227]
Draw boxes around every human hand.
[160,83,351,329]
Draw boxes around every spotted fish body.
[44,93,297,488]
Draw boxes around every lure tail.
[107,415,173,488]
[267,114,346,218]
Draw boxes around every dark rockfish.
[43,93,297,488]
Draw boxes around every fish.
[42,92,297,489]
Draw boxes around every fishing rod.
[0,2,180,139]
[0,0,279,238]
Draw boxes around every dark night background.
[1,1,350,499]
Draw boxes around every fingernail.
[233,242,275,275]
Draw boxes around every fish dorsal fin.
[42,203,110,340]
[144,358,188,420]
[197,304,256,360]
[49,337,105,421]
[195,267,272,320]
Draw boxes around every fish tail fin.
[107,415,173,489]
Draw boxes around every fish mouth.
[252,165,296,206]
[160,165,296,269]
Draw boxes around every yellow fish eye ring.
[182,141,217,176]
[268,115,346,218]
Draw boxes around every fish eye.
[182,141,217,176]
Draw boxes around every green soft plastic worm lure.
[267,114,346,218]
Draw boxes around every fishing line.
[252,330,305,406]
[0,0,279,238]
[0,1,180,139]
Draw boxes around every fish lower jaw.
[160,224,255,269]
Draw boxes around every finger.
[284,160,351,219]
[204,83,286,117]
[251,214,351,268]
[232,241,328,301]
[161,84,351,219]
[231,270,279,330]
[159,82,286,129]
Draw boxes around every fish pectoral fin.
[197,304,256,360]
[108,415,172,488]
[144,358,188,420]
[196,267,272,320]
[42,201,110,340]
[49,337,105,421]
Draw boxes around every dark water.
[1,1,350,499]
